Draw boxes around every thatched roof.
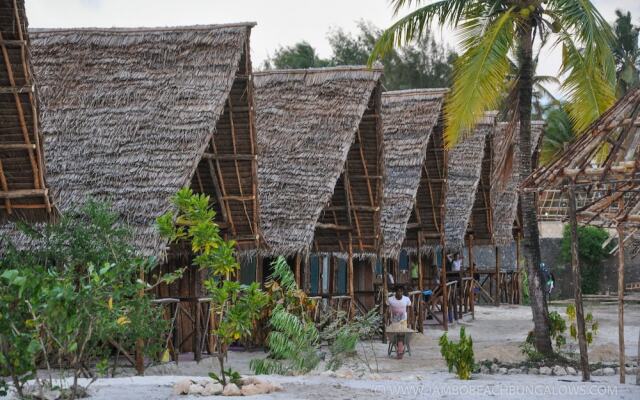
[380,89,446,258]
[254,67,383,257]
[492,121,545,245]
[0,0,52,222]
[3,23,256,256]
[443,112,498,250]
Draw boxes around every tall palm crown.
[370,0,616,147]
[613,10,640,97]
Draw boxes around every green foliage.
[209,369,242,387]
[370,0,616,147]
[250,257,320,375]
[540,104,575,165]
[263,21,456,90]
[566,304,599,345]
[0,200,168,398]
[561,224,613,294]
[321,308,382,371]
[263,41,331,69]
[159,188,267,385]
[439,327,475,380]
[612,10,639,97]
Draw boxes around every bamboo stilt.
[568,183,590,381]
[495,246,500,306]
[617,223,626,384]
[468,234,475,319]
[441,246,448,331]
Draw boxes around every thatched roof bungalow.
[0,0,52,222]
[492,121,545,245]
[380,88,447,259]
[443,112,499,250]
[17,23,260,260]
[254,67,384,258]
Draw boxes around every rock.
[592,369,604,376]
[528,368,539,375]
[202,383,223,396]
[625,367,636,375]
[539,366,552,375]
[490,364,499,373]
[552,366,567,376]
[189,384,204,395]
[499,367,508,375]
[335,369,354,379]
[43,389,62,400]
[480,365,490,374]
[566,367,577,375]
[240,377,262,386]
[508,368,521,375]
[241,384,264,396]
[173,379,192,395]
[222,383,242,396]
[603,367,615,376]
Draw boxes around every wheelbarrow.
[385,330,415,357]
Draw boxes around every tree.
[613,10,640,97]
[561,225,612,294]
[328,21,456,89]
[371,0,616,358]
[540,104,574,165]
[262,21,457,89]
[263,41,331,69]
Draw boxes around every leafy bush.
[560,225,613,294]
[158,188,268,385]
[439,327,474,380]
[566,304,599,345]
[1,200,170,398]
[250,257,321,375]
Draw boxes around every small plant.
[209,368,242,387]
[321,308,382,372]
[250,257,321,375]
[566,304,599,345]
[158,188,268,385]
[439,327,474,380]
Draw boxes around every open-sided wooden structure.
[0,0,51,222]
[379,88,447,330]
[524,87,640,383]
[254,66,384,313]
[22,23,260,356]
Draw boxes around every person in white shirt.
[387,286,411,359]
[452,253,463,272]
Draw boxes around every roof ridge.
[30,22,256,35]
[254,65,384,76]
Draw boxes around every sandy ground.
[3,303,640,399]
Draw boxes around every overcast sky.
[25,0,640,96]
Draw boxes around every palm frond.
[548,0,616,84]
[557,32,616,133]
[443,8,515,148]
[369,0,472,63]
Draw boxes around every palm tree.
[613,10,640,97]
[370,0,616,357]
[540,104,574,165]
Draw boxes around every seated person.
[387,285,412,359]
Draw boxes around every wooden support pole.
[135,265,145,375]
[382,257,388,343]
[516,236,522,304]
[441,246,448,331]
[495,246,500,306]
[295,253,301,288]
[617,223,626,384]
[417,232,424,333]
[468,234,475,319]
[348,233,355,319]
[568,183,590,381]
[329,256,336,296]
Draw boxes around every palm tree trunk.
[516,23,553,356]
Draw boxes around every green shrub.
[560,225,613,294]
[250,257,320,375]
[158,188,268,385]
[1,200,170,398]
[439,327,474,380]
